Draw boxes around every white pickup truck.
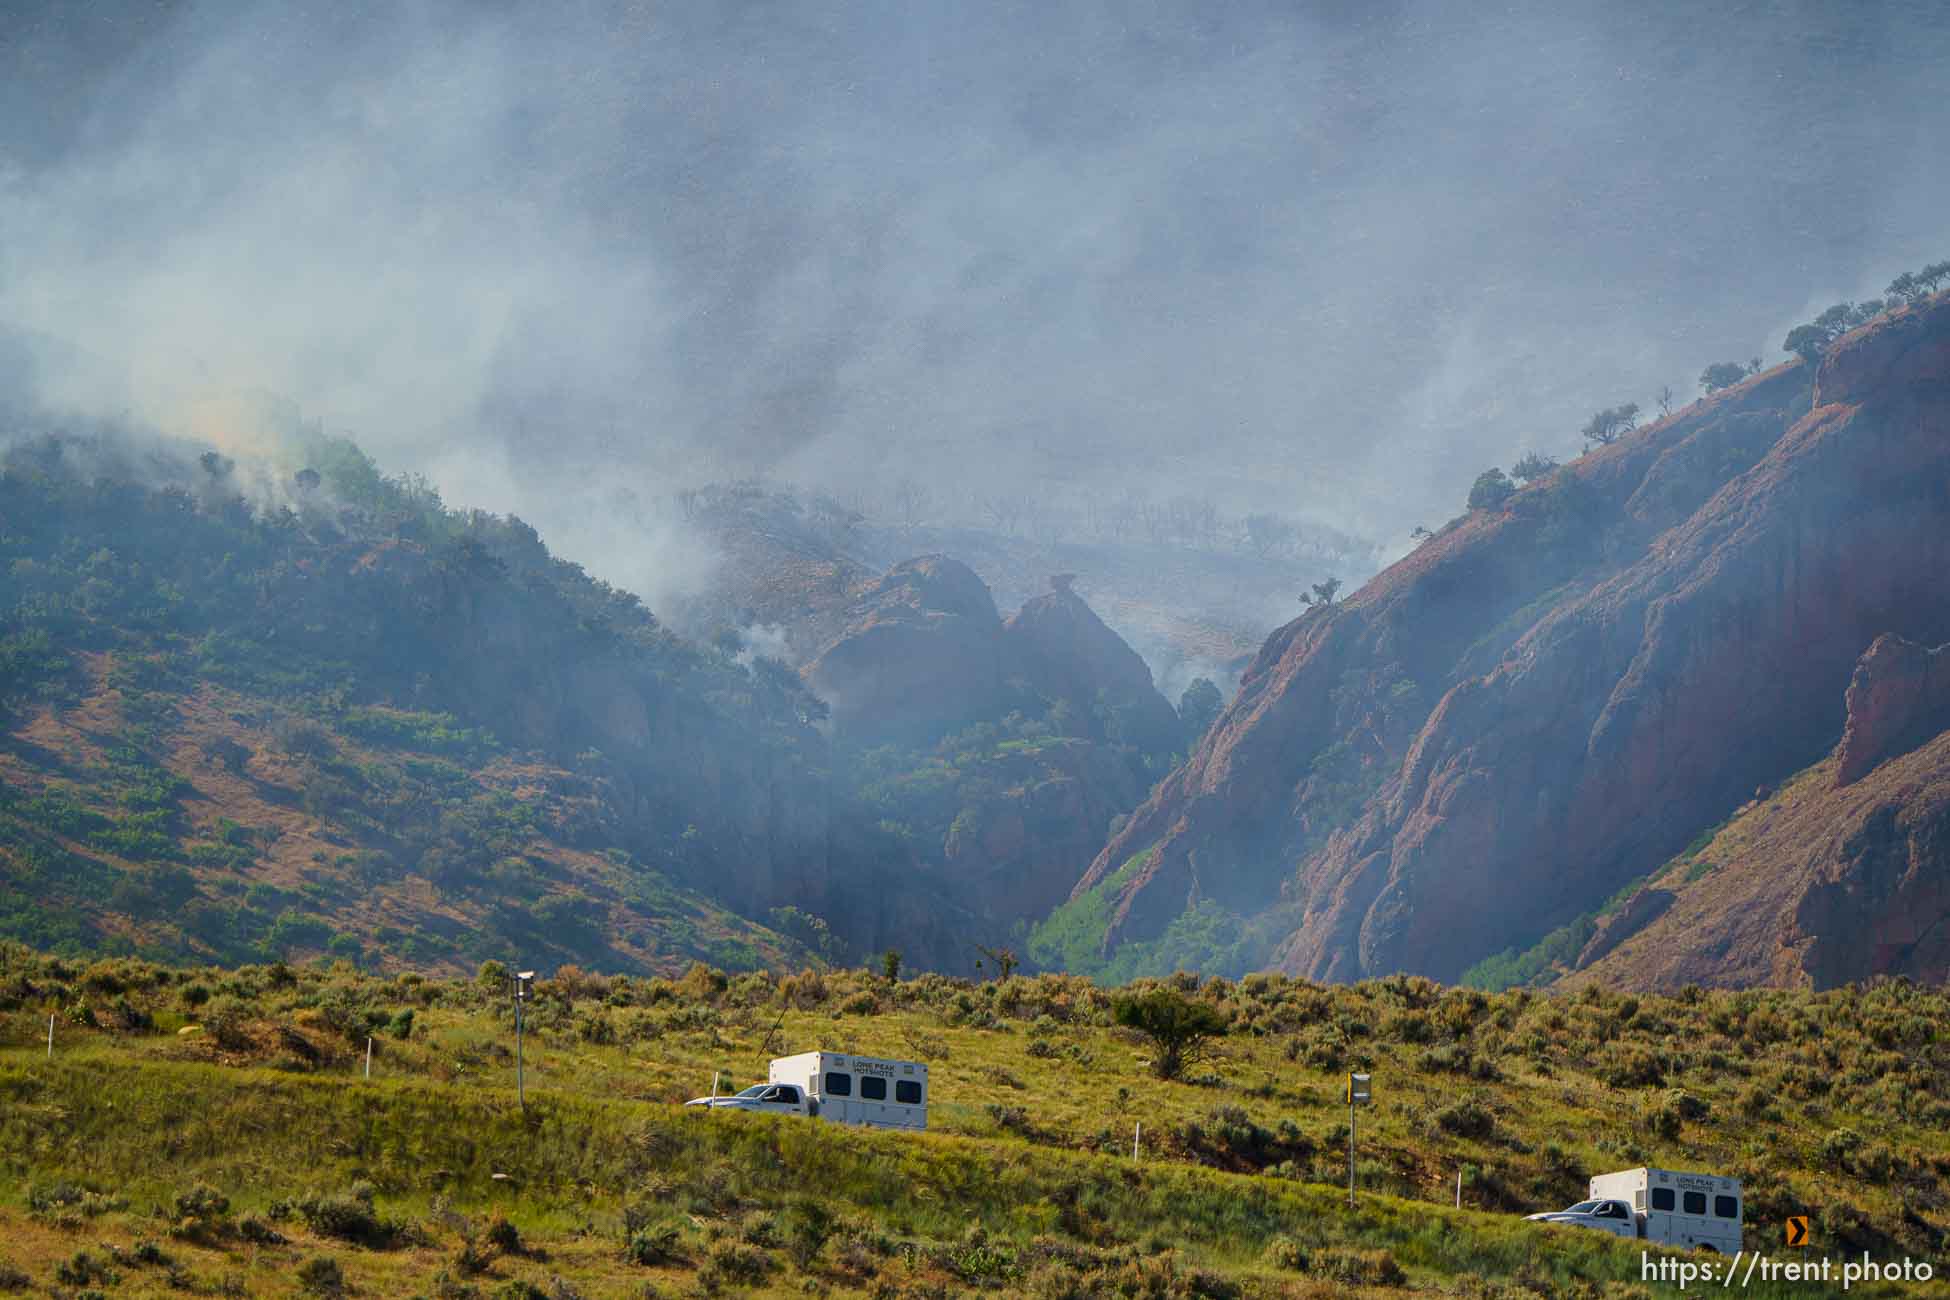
[1526,1167,1742,1253]
[684,1051,928,1130]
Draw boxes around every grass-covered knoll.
[1,946,1945,1296]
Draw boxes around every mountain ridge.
[1071,289,1950,988]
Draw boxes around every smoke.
[734,624,795,669]
[5,0,1949,600]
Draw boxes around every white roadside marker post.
[512,971,535,1107]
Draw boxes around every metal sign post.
[512,970,535,1107]
[1347,1072,1371,1208]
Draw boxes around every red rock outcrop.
[1566,716,1950,991]
[1003,576,1182,756]
[1077,290,1950,982]
[802,555,1010,744]
[1835,635,1950,787]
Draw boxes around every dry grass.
[0,951,1943,1296]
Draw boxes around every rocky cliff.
[1002,575,1184,757]
[1566,638,1950,990]
[1073,291,1950,983]
[804,561,1180,756]
[801,555,1010,745]
[1835,634,1950,788]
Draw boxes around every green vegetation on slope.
[0,432,866,974]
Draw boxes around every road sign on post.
[1347,1072,1371,1207]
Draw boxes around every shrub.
[938,1225,1020,1286]
[737,1213,781,1248]
[202,995,253,1050]
[1314,1246,1405,1287]
[1434,1095,1496,1140]
[483,1211,523,1256]
[1665,1089,1709,1121]
[0,1259,27,1291]
[1467,468,1517,511]
[1821,1127,1864,1167]
[1508,452,1559,485]
[292,1183,394,1246]
[55,1251,118,1288]
[782,1197,834,1269]
[26,1181,125,1218]
[239,1215,286,1245]
[109,994,154,1032]
[296,1255,345,1297]
[1580,403,1640,447]
[1643,1096,1682,1140]
[623,1221,685,1267]
[1261,1235,1307,1270]
[1112,986,1227,1081]
[450,1238,493,1277]
[698,1240,771,1289]
[1700,361,1751,393]
[172,1182,231,1238]
[130,1239,173,1267]
[1604,1046,1665,1088]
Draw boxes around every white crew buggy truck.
[1525,1167,1742,1253]
[684,1051,928,1130]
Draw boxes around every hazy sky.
[4,0,1948,585]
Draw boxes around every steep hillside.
[0,434,853,973]
[1063,290,1950,985]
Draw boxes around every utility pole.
[512,970,535,1107]
[1346,1072,1371,1208]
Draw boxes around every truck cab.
[684,1082,810,1115]
[1523,1198,1637,1239]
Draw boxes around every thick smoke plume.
[4,1,1948,606]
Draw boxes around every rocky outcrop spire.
[1003,574,1181,757]
[1836,636,1950,787]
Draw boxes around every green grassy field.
[0,948,1946,1297]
